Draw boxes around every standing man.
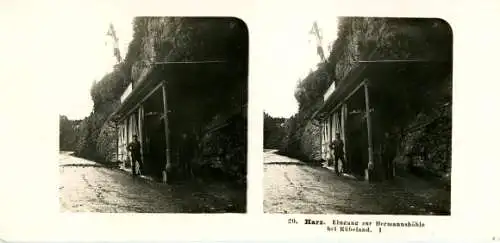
[329,132,346,176]
[127,135,143,176]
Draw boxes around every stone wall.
[300,121,322,161]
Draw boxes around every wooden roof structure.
[312,58,450,121]
[107,60,242,124]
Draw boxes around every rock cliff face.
[334,18,363,82]
[284,17,452,176]
[300,121,322,161]
[333,18,451,82]
[126,17,248,182]
[72,17,248,184]
[333,17,452,176]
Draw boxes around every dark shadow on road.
[109,167,246,213]
[333,175,451,215]
[281,163,364,178]
[264,161,315,166]
[60,164,105,168]
[153,180,246,213]
[60,163,120,169]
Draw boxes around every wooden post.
[319,120,323,160]
[121,123,125,162]
[364,80,374,181]
[340,103,347,172]
[125,118,129,168]
[322,121,326,160]
[129,116,136,175]
[341,105,347,145]
[161,81,171,183]
[327,115,331,146]
[324,120,328,159]
[138,106,145,174]
[328,116,333,162]
[113,122,120,163]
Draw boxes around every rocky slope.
[282,17,452,177]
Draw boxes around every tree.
[59,115,78,151]
[263,112,287,149]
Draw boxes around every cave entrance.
[344,86,369,178]
[141,87,167,179]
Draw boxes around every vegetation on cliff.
[127,17,248,182]
[59,115,81,151]
[281,17,452,176]
[263,112,287,149]
[61,17,248,182]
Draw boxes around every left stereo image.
[59,17,248,213]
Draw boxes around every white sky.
[256,2,339,118]
[49,2,339,120]
[0,1,135,120]
[0,1,337,120]
[56,3,134,120]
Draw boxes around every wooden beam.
[326,80,366,118]
[364,80,374,182]
[145,60,227,65]
[357,59,431,63]
[318,61,372,120]
[118,81,164,123]
[161,80,171,183]
[345,80,367,104]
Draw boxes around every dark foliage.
[59,115,80,151]
[263,112,287,149]
[294,62,331,111]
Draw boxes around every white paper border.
[0,0,499,242]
